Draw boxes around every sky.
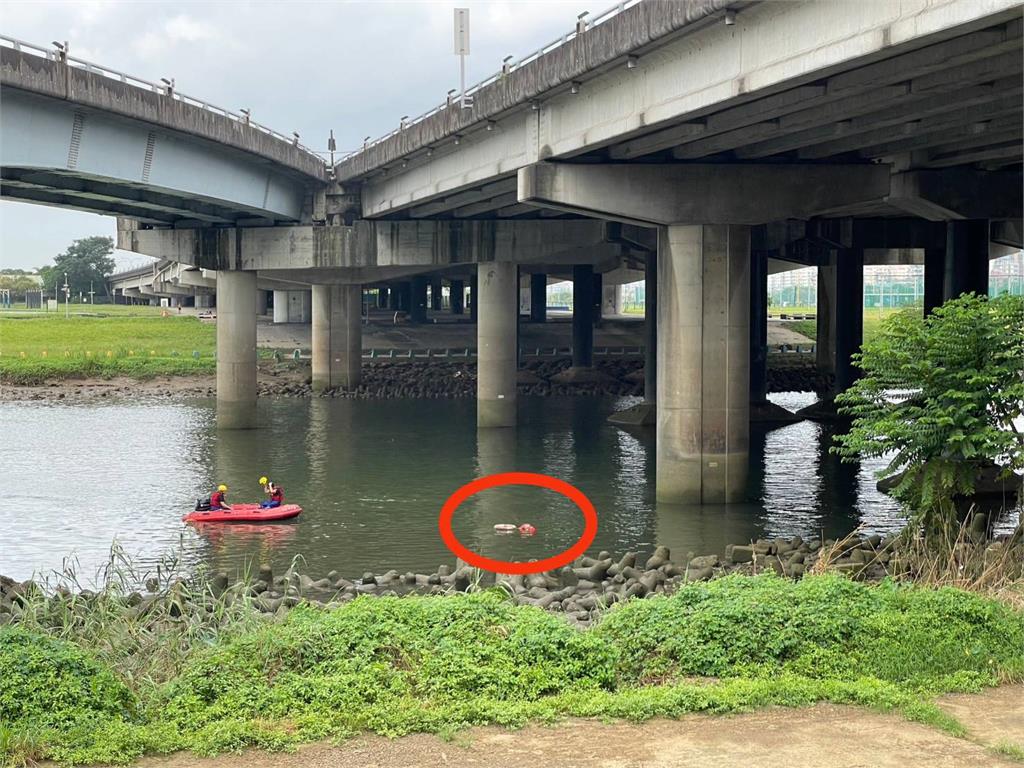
[0,0,591,270]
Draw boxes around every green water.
[1,392,974,584]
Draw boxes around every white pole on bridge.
[454,8,472,109]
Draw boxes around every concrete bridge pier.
[572,265,594,368]
[552,265,606,386]
[255,290,268,317]
[449,279,465,315]
[530,273,547,323]
[657,225,750,504]
[944,219,990,300]
[608,252,657,428]
[833,249,864,395]
[410,276,429,323]
[430,278,443,311]
[396,282,411,313]
[311,284,362,392]
[924,247,945,315]
[816,257,837,377]
[750,251,798,424]
[798,248,863,420]
[217,270,258,430]
[477,262,517,428]
[924,221,990,317]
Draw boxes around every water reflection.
[0,393,1017,583]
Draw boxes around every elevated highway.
[1,37,326,225]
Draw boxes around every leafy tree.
[39,237,115,298]
[833,293,1024,530]
[0,274,42,293]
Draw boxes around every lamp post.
[63,272,70,318]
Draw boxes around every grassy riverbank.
[0,313,217,384]
[787,306,904,345]
[2,574,1023,766]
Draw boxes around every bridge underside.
[1,167,292,225]
[351,6,1022,223]
[0,89,311,223]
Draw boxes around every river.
[1,392,1018,584]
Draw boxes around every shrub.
[833,294,1024,530]
[0,628,136,729]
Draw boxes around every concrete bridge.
[0,37,325,224]
[2,0,1022,506]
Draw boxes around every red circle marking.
[438,472,598,575]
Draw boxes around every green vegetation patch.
[4,575,1023,765]
[0,314,216,383]
[0,628,140,766]
[595,575,1024,690]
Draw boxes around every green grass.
[0,313,217,383]
[992,741,1024,762]
[785,307,906,346]
[4,573,1023,765]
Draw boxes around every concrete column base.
[216,270,258,430]
[750,400,801,425]
[312,284,362,392]
[657,224,749,504]
[794,397,850,423]
[477,262,517,428]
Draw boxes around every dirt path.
[137,687,1024,768]
[939,684,1024,751]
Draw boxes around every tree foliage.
[39,236,116,297]
[0,274,42,293]
[833,293,1024,528]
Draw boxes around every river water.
[1,392,1018,584]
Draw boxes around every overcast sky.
[0,0,590,270]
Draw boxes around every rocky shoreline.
[4,529,1020,630]
[3,355,826,402]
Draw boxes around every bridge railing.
[337,0,641,161]
[0,35,327,166]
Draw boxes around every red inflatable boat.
[182,504,302,524]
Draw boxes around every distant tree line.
[36,237,116,298]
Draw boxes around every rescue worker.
[210,484,231,511]
[259,475,284,508]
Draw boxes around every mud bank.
[2,356,825,402]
